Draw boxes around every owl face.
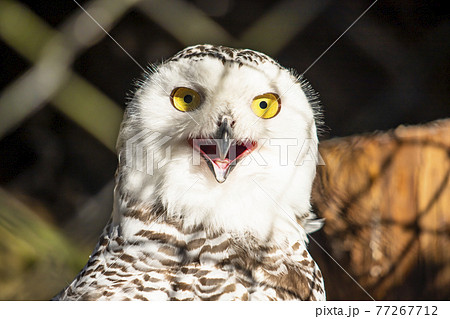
[118,45,320,241]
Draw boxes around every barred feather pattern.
[54,198,325,301]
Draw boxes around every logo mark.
[125,130,172,175]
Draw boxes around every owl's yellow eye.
[251,93,280,119]
[170,87,201,112]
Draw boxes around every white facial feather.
[116,45,322,245]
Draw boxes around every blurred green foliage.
[0,189,89,300]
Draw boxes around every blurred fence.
[0,0,448,300]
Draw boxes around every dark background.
[0,0,448,300]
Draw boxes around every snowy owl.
[54,44,325,300]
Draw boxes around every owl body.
[55,198,324,301]
[55,45,325,300]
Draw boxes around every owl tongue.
[210,158,233,183]
[213,159,231,170]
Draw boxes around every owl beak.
[215,118,233,161]
[189,118,257,183]
[209,117,234,183]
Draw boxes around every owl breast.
[55,210,324,301]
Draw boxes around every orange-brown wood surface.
[311,119,450,300]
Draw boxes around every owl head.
[115,45,322,244]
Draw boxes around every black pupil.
[184,95,193,103]
[259,101,268,109]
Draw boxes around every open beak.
[189,118,257,183]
